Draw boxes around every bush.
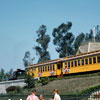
[79,85,100,95]
[41,77,49,85]
[24,73,35,88]
[6,86,23,94]
[97,72,100,76]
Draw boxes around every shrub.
[41,77,49,85]
[97,72,100,76]
[24,73,35,88]
[6,86,23,94]
[79,85,100,95]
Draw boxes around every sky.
[0,0,100,72]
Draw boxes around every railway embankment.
[0,75,100,95]
[34,76,100,95]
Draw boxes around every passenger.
[40,94,45,100]
[49,99,53,100]
[53,88,61,100]
[26,89,39,100]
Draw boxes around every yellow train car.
[26,50,100,79]
[63,50,100,75]
[26,59,63,79]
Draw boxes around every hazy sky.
[0,0,100,71]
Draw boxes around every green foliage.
[0,68,5,81]
[84,30,94,42]
[6,86,23,94]
[97,72,100,76]
[40,77,49,85]
[34,25,50,63]
[74,33,85,54]
[79,85,100,95]
[88,30,93,40]
[0,68,10,81]
[74,29,95,53]
[23,51,35,67]
[95,25,100,41]
[52,22,74,57]
[24,73,35,88]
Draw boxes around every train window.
[50,65,52,70]
[65,62,67,68]
[78,59,80,66]
[43,66,45,72]
[43,66,44,72]
[75,60,77,67]
[57,64,60,69]
[48,66,49,71]
[85,59,88,65]
[53,65,55,70]
[46,66,47,71]
[68,62,70,68]
[39,67,41,72]
[89,58,92,64]
[45,66,47,71]
[82,59,84,65]
[41,67,42,72]
[38,67,40,72]
[97,56,100,63]
[93,57,96,63]
[71,61,73,67]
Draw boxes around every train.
[26,50,100,79]
[9,69,25,80]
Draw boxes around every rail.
[0,79,25,85]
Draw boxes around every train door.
[57,62,63,77]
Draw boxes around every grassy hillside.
[34,76,100,95]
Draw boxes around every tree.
[34,25,50,63]
[84,30,94,42]
[52,22,74,57]
[88,30,93,41]
[84,33,89,42]
[95,25,100,42]
[0,68,5,81]
[5,72,10,81]
[24,73,35,88]
[74,33,85,54]
[0,68,10,81]
[23,51,34,67]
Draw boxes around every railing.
[0,79,25,85]
[0,94,100,100]
[1,89,100,100]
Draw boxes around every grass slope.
[34,76,100,95]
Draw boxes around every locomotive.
[9,69,25,80]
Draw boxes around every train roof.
[14,69,25,72]
[26,59,60,69]
[26,50,100,69]
[63,50,100,61]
